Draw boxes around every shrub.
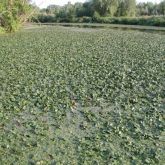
[97,16,165,27]
[0,26,5,34]
[2,11,21,32]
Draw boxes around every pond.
[33,23,165,35]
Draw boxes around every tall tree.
[159,0,165,15]
[136,2,156,16]
[120,0,136,16]
[92,0,119,16]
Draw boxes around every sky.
[32,0,162,9]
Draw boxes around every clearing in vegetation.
[0,26,165,164]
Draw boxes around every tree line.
[35,0,165,23]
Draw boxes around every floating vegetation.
[0,26,165,164]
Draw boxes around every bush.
[1,11,21,32]
[35,14,56,23]
[0,27,5,34]
[77,17,92,23]
[96,16,165,27]
[32,14,165,27]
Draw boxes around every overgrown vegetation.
[32,0,165,26]
[0,26,164,164]
[0,0,32,32]
[34,15,165,27]
[92,16,165,26]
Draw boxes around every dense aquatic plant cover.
[0,26,165,164]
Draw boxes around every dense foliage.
[0,0,32,32]
[0,26,164,164]
[34,15,165,27]
[137,1,165,16]
[91,16,165,27]
[33,0,165,24]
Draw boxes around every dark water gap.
[34,23,165,35]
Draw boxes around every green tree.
[56,2,75,22]
[119,0,136,17]
[46,5,59,15]
[74,3,84,17]
[136,2,156,16]
[92,0,119,16]
[159,0,165,15]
